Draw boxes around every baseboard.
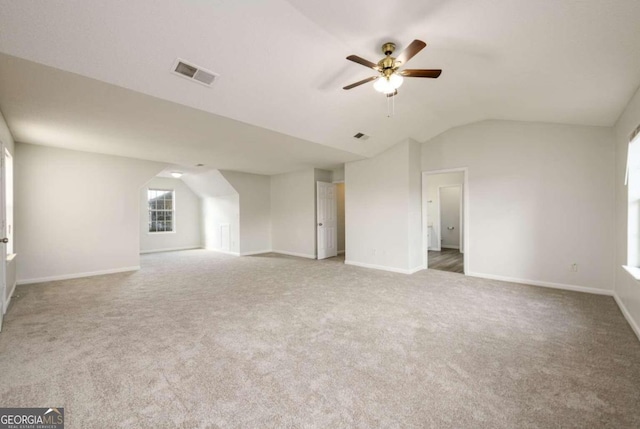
[613,292,640,342]
[140,246,202,254]
[345,260,425,275]
[442,245,460,250]
[428,247,441,252]
[408,265,426,274]
[466,271,614,296]
[271,250,316,259]
[17,266,141,286]
[338,250,345,255]
[3,280,16,314]
[240,249,273,256]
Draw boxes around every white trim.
[3,278,16,313]
[338,250,345,255]
[240,249,273,256]
[345,260,425,275]
[17,266,141,286]
[272,250,317,259]
[466,271,613,296]
[614,292,640,342]
[140,246,202,254]
[441,245,460,250]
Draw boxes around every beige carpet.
[0,250,639,428]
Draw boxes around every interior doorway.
[422,169,468,274]
[316,181,338,259]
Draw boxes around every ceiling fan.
[343,39,441,97]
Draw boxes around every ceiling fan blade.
[346,55,380,70]
[395,40,427,66]
[399,69,442,78]
[343,76,378,90]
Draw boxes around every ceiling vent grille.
[172,59,219,87]
[353,132,370,140]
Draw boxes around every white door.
[317,181,338,260]
[0,144,7,331]
[440,186,461,249]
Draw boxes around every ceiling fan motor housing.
[382,42,396,55]
[378,42,400,77]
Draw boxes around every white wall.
[424,172,465,251]
[15,143,165,283]
[332,165,345,183]
[139,176,201,253]
[202,195,240,254]
[407,140,422,270]
[221,171,271,255]
[422,120,615,293]
[345,139,423,273]
[336,183,345,253]
[182,170,240,254]
[271,168,316,258]
[614,86,640,339]
[0,109,16,309]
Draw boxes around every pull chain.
[386,92,395,117]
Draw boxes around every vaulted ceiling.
[0,0,639,174]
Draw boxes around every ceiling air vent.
[353,132,370,140]
[172,59,219,87]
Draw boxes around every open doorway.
[422,169,468,274]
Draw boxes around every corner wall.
[345,139,423,273]
[221,171,271,255]
[15,143,166,283]
[182,170,240,254]
[422,120,615,293]
[270,168,316,258]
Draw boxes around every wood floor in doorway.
[428,248,464,273]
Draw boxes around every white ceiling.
[0,54,360,175]
[0,0,639,174]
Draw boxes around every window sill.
[147,231,176,235]
[622,265,640,281]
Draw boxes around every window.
[148,189,175,233]
[625,127,640,278]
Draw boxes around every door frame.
[422,168,469,274]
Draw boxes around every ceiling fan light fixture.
[389,73,403,88]
[374,74,403,94]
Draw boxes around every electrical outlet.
[571,263,578,272]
